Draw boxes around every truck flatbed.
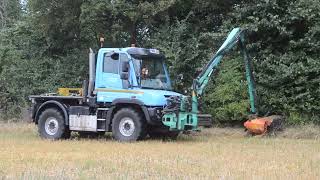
[29,95,83,100]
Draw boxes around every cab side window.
[119,53,129,72]
[103,53,119,74]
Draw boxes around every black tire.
[112,108,146,142]
[63,128,71,139]
[166,131,180,140]
[38,108,69,140]
[148,131,164,139]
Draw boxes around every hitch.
[162,112,198,131]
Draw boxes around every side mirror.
[120,72,129,80]
[122,61,129,72]
[105,52,119,60]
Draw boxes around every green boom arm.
[162,28,257,131]
[192,28,257,114]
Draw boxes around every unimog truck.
[30,28,274,142]
[30,46,201,141]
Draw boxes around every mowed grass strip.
[0,123,319,179]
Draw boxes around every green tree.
[147,0,236,90]
[28,0,83,55]
[222,0,320,123]
[0,0,86,119]
[79,0,177,48]
[1,0,319,125]
[0,0,21,29]
[203,57,250,122]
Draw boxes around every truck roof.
[99,47,165,59]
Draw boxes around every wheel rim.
[45,117,59,136]
[119,117,135,137]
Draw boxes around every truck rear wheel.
[38,108,69,140]
[112,108,146,142]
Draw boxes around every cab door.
[96,52,130,102]
[99,52,122,89]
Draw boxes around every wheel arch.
[35,100,69,125]
[107,98,150,125]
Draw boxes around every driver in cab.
[141,66,164,89]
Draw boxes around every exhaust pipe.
[88,48,96,97]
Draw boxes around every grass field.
[0,123,319,179]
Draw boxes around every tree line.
[0,0,319,124]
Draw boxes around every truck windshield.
[133,57,172,90]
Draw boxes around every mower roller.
[244,115,285,136]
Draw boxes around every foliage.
[203,57,250,122]
[148,18,214,92]
[222,0,320,123]
[26,0,83,55]
[0,0,319,124]
[0,0,21,29]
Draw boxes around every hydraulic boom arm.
[162,28,258,131]
[162,28,283,133]
[192,28,257,114]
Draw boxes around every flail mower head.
[244,115,285,136]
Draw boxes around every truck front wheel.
[112,108,146,142]
[38,108,70,140]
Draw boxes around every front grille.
[163,96,181,114]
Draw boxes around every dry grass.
[0,123,319,180]
[280,124,320,139]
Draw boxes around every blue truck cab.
[29,47,199,142]
[95,47,180,106]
